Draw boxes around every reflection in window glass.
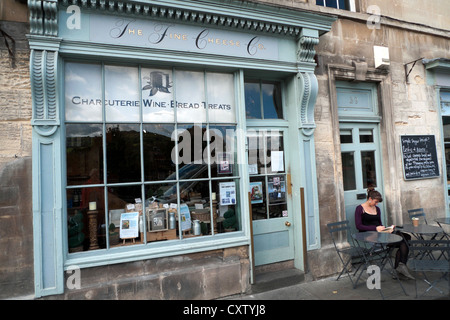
[65,62,102,122]
[143,124,175,182]
[359,129,373,143]
[175,70,206,123]
[209,125,238,178]
[262,82,282,119]
[107,185,142,247]
[66,124,103,186]
[106,124,141,183]
[105,65,140,122]
[245,80,283,120]
[361,151,377,189]
[244,81,261,119]
[340,129,353,143]
[341,152,356,190]
[65,63,241,255]
[141,68,174,123]
[207,73,236,123]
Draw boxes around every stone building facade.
[0,0,449,300]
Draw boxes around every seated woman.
[354,187,414,280]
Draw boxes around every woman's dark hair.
[367,187,383,202]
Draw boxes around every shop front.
[28,0,334,298]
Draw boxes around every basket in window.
[191,208,216,222]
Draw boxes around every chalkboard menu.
[400,135,440,180]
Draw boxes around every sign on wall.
[59,11,280,60]
[400,135,440,180]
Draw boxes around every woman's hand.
[376,225,394,233]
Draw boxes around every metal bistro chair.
[407,240,450,298]
[408,208,428,224]
[327,220,367,287]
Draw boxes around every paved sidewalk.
[226,271,450,300]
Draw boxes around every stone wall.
[43,247,250,300]
[0,19,34,299]
[309,15,450,278]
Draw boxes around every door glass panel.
[340,129,353,143]
[248,130,287,220]
[361,151,377,189]
[341,152,356,190]
[359,129,374,143]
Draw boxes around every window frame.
[316,0,356,12]
[62,60,249,269]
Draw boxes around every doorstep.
[250,268,305,294]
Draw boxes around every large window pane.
[105,65,140,122]
[65,62,102,122]
[143,124,176,182]
[209,125,238,178]
[175,124,208,179]
[106,124,141,183]
[66,123,103,186]
[262,82,282,119]
[245,80,283,119]
[107,185,142,247]
[175,70,206,123]
[244,81,262,119]
[141,68,174,123]
[207,72,236,123]
[67,186,105,252]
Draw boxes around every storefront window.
[65,62,241,254]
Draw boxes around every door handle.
[285,221,291,227]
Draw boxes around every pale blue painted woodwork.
[28,0,335,296]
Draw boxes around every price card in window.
[219,182,236,206]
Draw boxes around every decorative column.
[28,0,64,298]
[295,28,321,252]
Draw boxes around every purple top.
[354,204,382,232]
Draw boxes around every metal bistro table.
[352,231,408,299]
[401,224,443,240]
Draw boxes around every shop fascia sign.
[60,10,279,60]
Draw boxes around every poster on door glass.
[268,176,286,203]
[65,62,102,122]
[141,68,175,122]
[105,65,140,122]
[249,181,263,204]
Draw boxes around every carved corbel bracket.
[298,29,319,63]
[30,48,60,137]
[298,72,318,136]
[29,0,58,36]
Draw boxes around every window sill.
[64,231,249,269]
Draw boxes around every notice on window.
[120,211,139,239]
[180,203,192,231]
[219,182,236,206]
[271,151,284,172]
